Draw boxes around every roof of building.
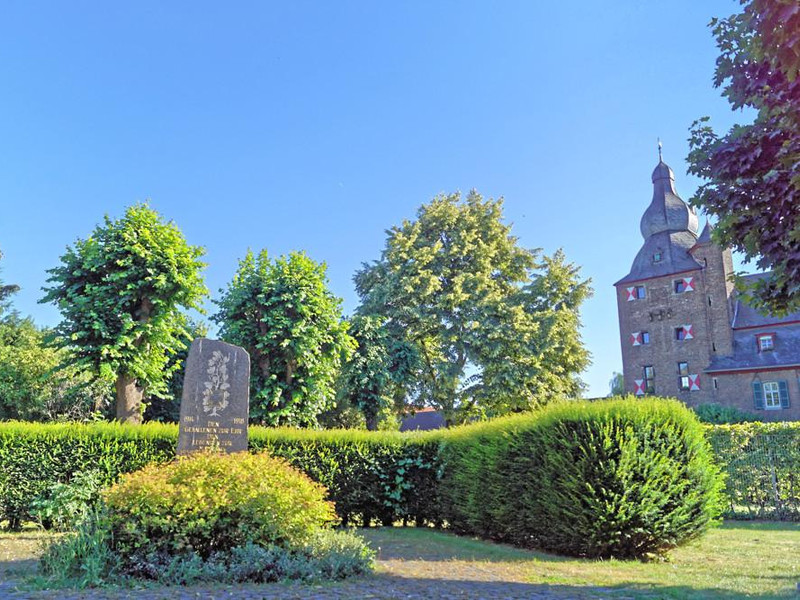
[399,407,446,431]
[731,273,800,329]
[641,161,699,239]
[694,221,713,246]
[616,160,703,285]
[706,324,800,373]
[617,230,703,285]
[706,273,800,373]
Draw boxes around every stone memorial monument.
[177,338,250,455]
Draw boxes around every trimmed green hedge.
[437,399,724,558]
[0,421,175,530]
[6,399,779,557]
[706,422,800,520]
[0,421,439,530]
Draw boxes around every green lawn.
[1,521,798,598]
[361,521,800,599]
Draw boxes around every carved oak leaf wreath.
[202,350,231,417]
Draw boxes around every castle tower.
[614,158,719,404]
[688,222,736,357]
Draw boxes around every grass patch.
[361,521,800,598]
[2,522,798,598]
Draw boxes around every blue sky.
[0,1,748,397]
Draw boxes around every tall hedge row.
[0,422,439,531]
[706,422,800,520]
[0,421,175,530]
[5,400,790,557]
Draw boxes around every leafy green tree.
[214,250,354,427]
[608,371,624,397]
[144,318,209,423]
[355,191,592,424]
[41,204,207,424]
[0,248,20,318]
[336,314,418,430]
[464,249,592,417]
[688,0,800,314]
[0,316,111,421]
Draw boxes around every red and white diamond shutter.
[626,287,636,301]
[683,277,695,292]
[634,379,645,396]
[689,374,700,391]
[630,332,642,346]
[683,324,694,340]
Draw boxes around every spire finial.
[657,138,663,162]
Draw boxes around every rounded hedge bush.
[439,398,725,559]
[103,451,337,561]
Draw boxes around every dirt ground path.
[0,530,622,600]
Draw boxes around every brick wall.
[617,269,715,402]
[711,369,800,421]
[689,242,735,356]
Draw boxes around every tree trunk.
[116,373,144,424]
[115,297,150,425]
[365,412,379,431]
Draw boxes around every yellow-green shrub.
[104,451,337,560]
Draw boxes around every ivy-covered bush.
[438,398,725,558]
[39,452,374,587]
[31,470,105,531]
[249,428,440,527]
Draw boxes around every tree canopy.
[688,0,800,314]
[214,250,354,427]
[41,204,207,424]
[0,248,20,318]
[336,314,418,430]
[143,317,209,423]
[0,316,110,421]
[354,191,592,424]
[608,371,624,397]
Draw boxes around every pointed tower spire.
[615,150,704,285]
[658,138,663,162]
[641,153,698,239]
[695,219,713,245]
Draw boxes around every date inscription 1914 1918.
[177,338,250,455]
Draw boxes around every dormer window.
[757,334,775,352]
[653,252,662,263]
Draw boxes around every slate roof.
[706,273,800,373]
[616,160,702,285]
[399,407,445,431]
[640,161,699,239]
[693,221,713,246]
[732,273,800,329]
[706,325,800,373]
[616,230,703,285]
